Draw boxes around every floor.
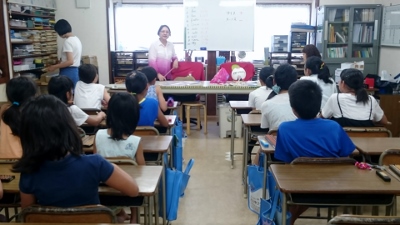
[170,117,396,225]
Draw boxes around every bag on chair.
[257,189,291,225]
[171,117,183,171]
[210,68,230,84]
[247,154,271,214]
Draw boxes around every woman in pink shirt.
[148,25,179,81]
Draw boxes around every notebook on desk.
[265,134,276,148]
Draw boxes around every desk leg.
[230,108,235,169]
[149,196,153,225]
[162,154,167,225]
[281,193,288,225]
[262,152,267,199]
[155,190,159,225]
[243,125,248,198]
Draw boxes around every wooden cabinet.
[110,51,148,83]
[0,2,11,84]
[7,2,57,80]
[380,95,400,137]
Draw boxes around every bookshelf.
[110,51,149,83]
[316,4,382,76]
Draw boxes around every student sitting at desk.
[48,76,106,127]
[321,68,389,127]
[260,64,297,130]
[274,80,355,225]
[140,66,167,112]
[300,56,337,108]
[248,67,273,110]
[74,64,111,109]
[125,71,169,128]
[94,92,144,223]
[13,95,139,210]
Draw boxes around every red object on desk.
[220,62,255,81]
[171,62,205,81]
[365,78,375,89]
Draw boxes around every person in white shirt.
[94,92,144,223]
[321,68,389,127]
[47,19,82,87]
[74,64,110,109]
[48,76,106,127]
[148,25,179,81]
[300,56,337,108]
[260,64,298,130]
[248,67,273,110]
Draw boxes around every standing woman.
[47,19,82,87]
[302,44,321,62]
[148,25,178,81]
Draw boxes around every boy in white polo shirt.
[74,64,111,109]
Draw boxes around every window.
[114,3,310,62]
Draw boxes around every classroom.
[1,0,400,225]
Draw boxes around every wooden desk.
[271,164,400,225]
[141,136,172,154]
[228,101,252,169]
[155,115,176,135]
[240,114,261,197]
[257,135,276,200]
[351,137,400,156]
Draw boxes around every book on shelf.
[353,24,374,43]
[328,8,350,22]
[328,47,347,58]
[354,9,375,22]
[352,48,373,58]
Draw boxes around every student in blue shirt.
[125,71,168,128]
[274,80,355,225]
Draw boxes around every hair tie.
[12,102,19,106]
[272,85,281,94]
[131,92,136,96]
[320,62,325,70]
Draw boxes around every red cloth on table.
[219,62,255,81]
[171,62,205,81]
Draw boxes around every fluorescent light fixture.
[219,0,255,7]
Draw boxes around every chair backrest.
[291,157,356,165]
[19,205,116,223]
[81,108,101,116]
[173,75,196,81]
[134,126,160,136]
[107,156,138,166]
[328,215,400,225]
[171,61,205,81]
[267,129,278,136]
[219,62,255,81]
[379,149,400,166]
[343,127,392,137]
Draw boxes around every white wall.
[55,0,110,84]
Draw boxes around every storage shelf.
[10,12,54,18]
[13,52,56,59]
[11,40,56,44]
[14,67,44,73]
[10,26,52,30]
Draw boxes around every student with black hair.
[274,80,355,225]
[260,64,297,130]
[141,66,167,112]
[248,67,273,110]
[74,64,111,109]
[94,92,144,223]
[302,44,321,62]
[0,77,37,159]
[47,19,82,87]
[321,68,389,127]
[13,94,139,210]
[300,56,337,108]
[48,76,106,127]
[125,71,168,127]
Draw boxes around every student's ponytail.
[266,91,277,100]
[259,67,274,90]
[305,56,333,84]
[355,88,369,104]
[2,77,37,136]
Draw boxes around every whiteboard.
[184,0,255,51]
[381,4,400,47]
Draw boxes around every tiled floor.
[172,117,394,225]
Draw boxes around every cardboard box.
[81,55,98,67]
[341,61,364,71]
